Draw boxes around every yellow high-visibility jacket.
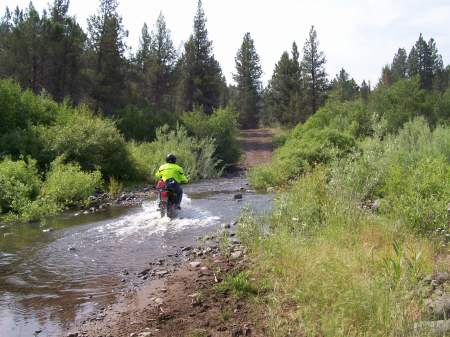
[155,163,188,184]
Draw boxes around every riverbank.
[68,229,264,337]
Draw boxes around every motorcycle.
[155,179,177,219]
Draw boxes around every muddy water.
[0,178,272,337]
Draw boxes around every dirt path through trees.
[239,129,273,169]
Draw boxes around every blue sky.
[2,0,449,86]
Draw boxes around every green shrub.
[107,176,123,198]
[382,157,450,233]
[38,106,135,179]
[331,118,450,234]
[0,79,59,158]
[129,124,220,183]
[0,158,41,215]
[369,78,434,133]
[291,100,372,139]
[249,127,357,189]
[117,105,179,142]
[41,158,102,207]
[182,107,241,165]
[272,128,291,148]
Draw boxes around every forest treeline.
[1,0,449,131]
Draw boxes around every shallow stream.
[0,177,272,337]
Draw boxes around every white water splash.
[94,195,220,240]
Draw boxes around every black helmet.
[166,153,177,164]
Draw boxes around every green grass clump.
[215,272,258,299]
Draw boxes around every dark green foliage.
[407,34,443,90]
[117,105,178,142]
[301,26,328,116]
[360,80,371,102]
[265,42,304,125]
[134,14,177,111]
[176,0,225,114]
[0,1,85,102]
[87,0,127,115]
[391,48,408,82]
[42,0,86,102]
[233,32,263,129]
[378,65,393,87]
[181,107,241,165]
[329,68,359,102]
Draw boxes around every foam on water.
[95,195,220,240]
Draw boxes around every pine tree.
[0,7,13,78]
[379,65,393,87]
[391,48,407,82]
[42,0,86,102]
[233,32,262,129]
[148,13,176,109]
[301,26,327,115]
[265,42,304,125]
[136,23,151,73]
[330,68,359,101]
[360,80,370,102]
[177,0,224,114]
[87,0,127,115]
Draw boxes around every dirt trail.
[239,129,273,169]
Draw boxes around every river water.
[0,178,272,337]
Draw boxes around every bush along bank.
[241,113,450,335]
[0,79,240,223]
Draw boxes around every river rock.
[414,320,450,336]
[190,261,201,268]
[138,332,153,337]
[155,270,169,277]
[233,193,243,200]
[67,333,79,337]
[371,199,381,211]
[68,246,76,252]
[231,251,243,259]
[427,294,450,319]
[434,272,450,285]
[154,297,164,305]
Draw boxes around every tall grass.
[128,124,220,183]
[239,168,440,337]
[240,118,450,336]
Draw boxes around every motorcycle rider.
[155,154,188,209]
